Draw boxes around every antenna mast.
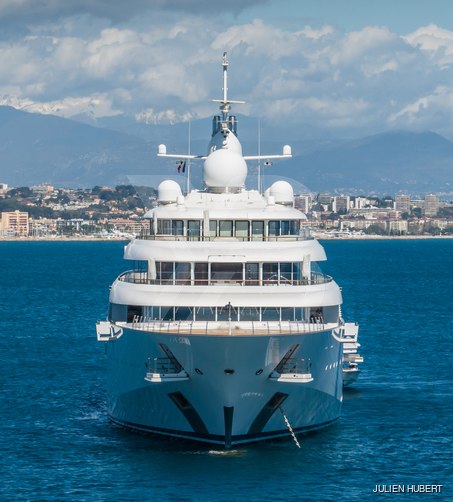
[186,121,191,194]
[211,52,245,122]
[258,119,261,193]
[223,52,228,105]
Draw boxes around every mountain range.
[0,105,452,195]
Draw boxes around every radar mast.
[211,52,245,126]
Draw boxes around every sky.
[2,0,453,139]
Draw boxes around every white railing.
[115,319,339,336]
[138,232,313,242]
[118,270,332,287]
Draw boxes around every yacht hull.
[105,327,343,446]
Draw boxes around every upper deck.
[141,188,308,239]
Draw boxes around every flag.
[177,161,182,173]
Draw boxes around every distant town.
[0,182,452,239]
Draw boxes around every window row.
[124,261,328,286]
[124,305,328,323]
[155,219,300,239]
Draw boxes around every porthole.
[255,369,263,375]
[224,369,235,375]
[195,368,203,375]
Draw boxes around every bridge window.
[263,263,279,284]
[235,220,249,238]
[157,262,174,284]
[268,220,300,236]
[281,220,290,235]
[161,306,174,320]
[175,262,191,284]
[194,263,208,285]
[209,220,217,237]
[172,220,184,235]
[245,263,259,285]
[281,307,295,321]
[211,263,242,283]
[175,306,194,321]
[124,305,328,323]
[127,305,143,322]
[157,219,172,234]
[239,307,260,320]
[251,220,264,239]
[187,220,200,240]
[262,307,280,321]
[150,260,326,286]
[195,306,215,320]
[217,304,238,321]
[279,262,293,283]
[268,220,280,236]
[219,220,233,237]
[152,218,301,239]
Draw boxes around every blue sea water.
[0,239,451,501]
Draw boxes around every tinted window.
[175,262,190,284]
[175,306,193,321]
[235,220,249,238]
[172,220,184,235]
[194,263,208,285]
[281,220,290,235]
[211,263,242,282]
[219,220,233,237]
[268,220,280,236]
[251,221,264,238]
[262,307,280,321]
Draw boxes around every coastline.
[0,236,129,242]
[0,234,452,242]
[316,234,453,240]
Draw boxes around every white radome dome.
[203,149,247,192]
[157,179,182,204]
[269,180,294,205]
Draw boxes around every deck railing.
[138,232,313,242]
[116,319,338,336]
[118,270,332,287]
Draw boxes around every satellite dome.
[203,149,247,193]
[269,180,294,205]
[157,180,182,204]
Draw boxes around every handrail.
[118,271,332,286]
[118,319,339,336]
[146,357,181,374]
[275,357,312,375]
[138,233,312,242]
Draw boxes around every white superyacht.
[96,54,362,447]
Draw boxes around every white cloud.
[212,19,333,60]
[0,0,267,23]
[405,23,453,67]
[330,26,399,66]
[3,9,453,138]
[388,85,453,133]
[299,25,334,40]
[405,23,453,52]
